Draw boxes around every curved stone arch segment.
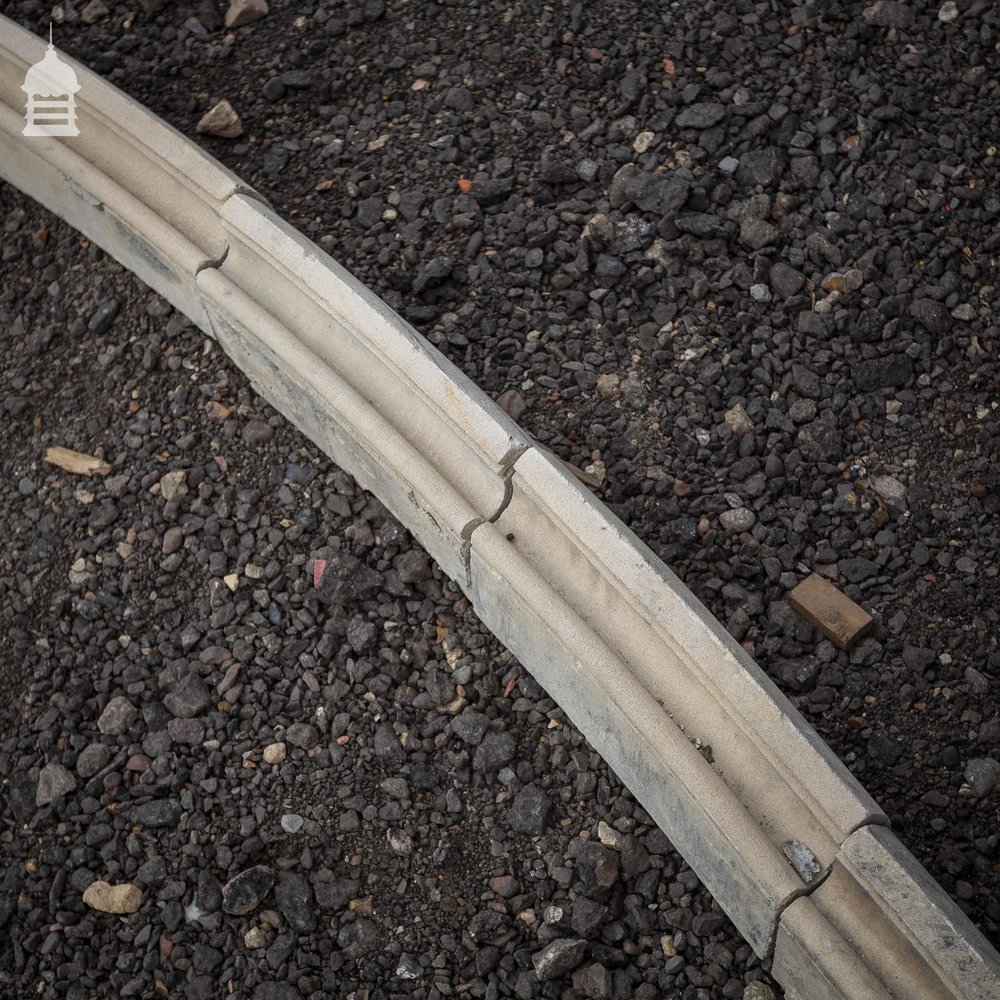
[1,15,998,999]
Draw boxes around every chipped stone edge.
[2,16,998,999]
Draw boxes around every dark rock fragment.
[508,783,553,835]
[222,866,275,915]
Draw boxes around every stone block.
[206,195,528,580]
[775,826,1000,999]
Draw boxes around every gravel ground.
[2,0,1000,994]
[0,190,776,998]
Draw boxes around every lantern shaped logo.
[21,27,80,137]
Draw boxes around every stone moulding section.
[466,446,885,956]
[2,15,999,999]
[197,194,529,583]
[774,825,1000,1000]
[0,16,253,333]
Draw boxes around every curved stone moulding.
[0,16,254,332]
[774,825,1000,1000]
[2,16,1000,1000]
[467,446,886,955]
[197,194,529,583]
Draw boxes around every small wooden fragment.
[788,573,874,651]
[43,446,111,476]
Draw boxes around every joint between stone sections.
[847,813,891,836]
[222,184,272,210]
[461,517,484,543]
[490,471,514,525]
[196,242,229,275]
[764,813,891,954]
[487,443,527,524]
[767,863,835,959]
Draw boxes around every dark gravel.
[0,191,774,997]
[3,0,1000,994]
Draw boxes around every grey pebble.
[35,762,76,807]
[97,695,137,736]
[965,758,1000,797]
[532,937,588,981]
[280,813,304,834]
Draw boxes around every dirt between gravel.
[2,0,1000,996]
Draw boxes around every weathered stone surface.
[469,447,883,957]
[776,826,1000,1000]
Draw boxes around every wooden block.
[788,573,873,651]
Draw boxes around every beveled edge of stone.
[774,825,1000,1000]
[840,826,1000,998]
[772,895,895,1000]
[196,266,473,584]
[219,194,530,478]
[0,101,214,332]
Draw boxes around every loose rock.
[965,759,1000,797]
[225,0,268,28]
[97,695,137,736]
[508,783,553,835]
[222,867,275,915]
[196,100,243,139]
[82,881,142,914]
[36,762,76,806]
[533,938,588,981]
